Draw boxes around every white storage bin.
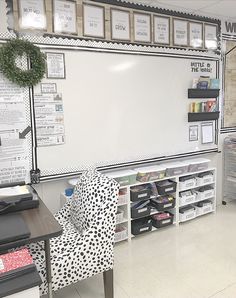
[118,194,128,206]
[163,161,189,176]
[196,202,213,216]
[179,176,196,191]
[116,208,124,224]
[188,158,210,172]
[118,188,128,206]
[196,172,214,186]
[179,191,196,207]
[114,225,128,242]
[197,187,215,201]
[179,207,196,222]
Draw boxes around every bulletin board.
[33,47,219,179]
[0,68,32,185]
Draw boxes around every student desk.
[0,198,63,298]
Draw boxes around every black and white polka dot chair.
[30,170,119,298]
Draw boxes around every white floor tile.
[210,283,236,297]
[55,285,80,297]
[74,274,130,298]
[45,202,236,298]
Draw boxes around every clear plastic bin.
[188,158,210,172]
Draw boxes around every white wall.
[0,0,8,34]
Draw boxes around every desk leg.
[45,239,53,298]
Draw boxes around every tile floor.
[53,201,236,298]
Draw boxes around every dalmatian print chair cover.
[29,170,119,295]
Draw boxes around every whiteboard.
[34,49,218,177]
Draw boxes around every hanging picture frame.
[173,18,188,47]
[18,0,47,30]
[201,122,214,144]
[133,12,151,43]
[111,9,131,41]
[53,0,77,35]
[46,52,66,79]
[189,125,199,142]
[153,15,170,45]
[83,4,105,39]
[189,21,203,48]
[204,23,218,50]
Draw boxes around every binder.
[0,214,30,245]
[0,183,39,215]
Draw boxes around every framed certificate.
[204,24,218,50]
[18,0,47,30]
[153,15,170,45]
[83,4,105,38]
[53,0,77,35]
[111,9,130,41]
[173,18,188,47]
[133,12,151,43]
[189,21,203,48]
[46,52,66,79]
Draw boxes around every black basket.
[131,205,151,219]
[131,218,152,235]
[152,213,174,229]
[151,197,176,211]
[130,186,151,202]
[155,180,177,195]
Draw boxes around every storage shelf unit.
[112,166,216,242]
[223,136,236,203]
[61,165,216,243]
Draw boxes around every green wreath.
[0,39,46,87]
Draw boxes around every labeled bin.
[131,218,152,236]
[195,200,213,216]
[197,186,215,200]
[151,197,175,211]
[106,170,137,187]
[163,161,189,176]
[188,158,210,172]
[155,180,177,195]
[179,190,196,207]
[131,205,151,219]
[196,172,214,186]
[152,212,174,228]
[179,175,196,191]
[130,185,151,202]
[135,165,166,182]
[179,206,196,222]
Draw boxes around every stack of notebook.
[0,248,41,297]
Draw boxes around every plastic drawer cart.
[223,135,236,204]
